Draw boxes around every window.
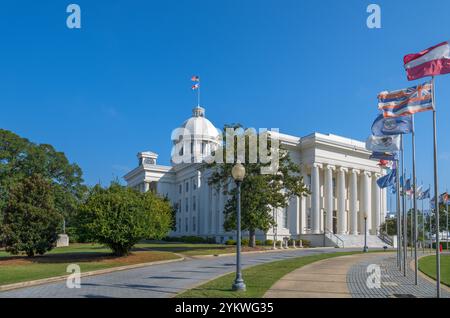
[185,198,189,213]
[193,182,197,190]
[179,184,182,194]
[178,218,181,232]
[178,200,181,213]
[193,217,196,232]
[201,142,206,154]
[193,196,196,211]
[282,207,288,228]
[186,182,189,192]
[190,142,194,154]
[185,218,188,232]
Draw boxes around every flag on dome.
[378,82,434,118]
[404,41,450,81]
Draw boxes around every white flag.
[365,135,400,152]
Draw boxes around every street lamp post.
[231,162,246,292]
[363,213,369,253]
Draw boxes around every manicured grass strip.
[0,251,179,286]
[177,251,362,298]
[418,254,450,287]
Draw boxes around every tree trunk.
[249,229,256,247]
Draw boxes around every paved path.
[265,252,450,298]
[264,253,383,298]
[347,253,450,298]
[0,248,357,298]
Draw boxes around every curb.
[188,247,328,259]
[414,254,450,293]
[0,256,185,292]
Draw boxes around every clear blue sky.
[0,0,449,199]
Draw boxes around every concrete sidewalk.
[264,253,387,298]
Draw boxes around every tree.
[1,174,62,257]
[208,125,309,247]
[0,129,86,224]
[76,183,172,256]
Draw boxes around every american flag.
[191,75,200,82]
[378,81,434,118]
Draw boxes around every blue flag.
[418,188,430,200]
[371,114,413,136]
[377,169,396,189]
[370,151,398,161]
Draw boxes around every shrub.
[241,238,249,246]
[1,175,62,257]
[225,239,236,245]
[264,239,273,246]
[301,239,311,248]
[255,239,263,246]
[76,183,172,256]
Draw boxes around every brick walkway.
[265,252,449,298]
[347,253,450,298]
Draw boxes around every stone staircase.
[333,234,390,248]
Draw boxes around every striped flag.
[404,42,450,81]
[191,83,200,90]
[191,75,200,82]
[378,82,433,118]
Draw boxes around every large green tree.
[0,129,86,224]
[1,174,62,257]
[76,183,173,256]
[208,125,309,247]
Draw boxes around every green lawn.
[0,243,182,286]
[418,254,450,287]
[177,251,363,298]
[0,241,247,286]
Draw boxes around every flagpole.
[396,160,402,270]
[421,182,425,254]
[431,76,441,298]
[446,188,448,251]
[411,115,418,284]
[401,136,407,276]
[429,183,432,253]
[410,188,413,257]
[198,80,201,107]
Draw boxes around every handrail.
[378,232,394,246]
[324,228,345,248]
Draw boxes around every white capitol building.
[124,105,390,248]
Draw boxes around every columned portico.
[311,163,321,234]
[337,167,347,235]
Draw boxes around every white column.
[290,196,300,235]
[300,170,308,234]
[382,187,387,221]
[362,171,372,235]
[325,165,334,233]
[349,169,359,235]
[337,167,347,235]
[311,164,321,234]
[372,173,381,235]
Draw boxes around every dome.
[171,106,221,165]
[174,106,220,142]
